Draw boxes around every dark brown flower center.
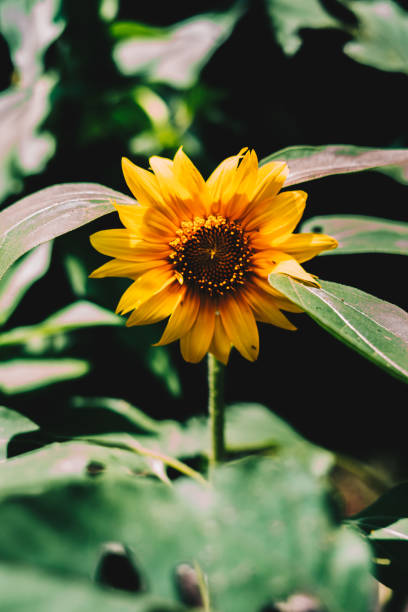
[169,215,252,296]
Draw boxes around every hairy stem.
[207,353,226,467]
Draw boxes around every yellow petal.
[219,294,259,362]
[90,229,170,260]
[142,207,177,240]
[268,252,319,286]
[273,232,338,262]
[223,150,259,219]
[122,157,163,208]
[206,148,247,206]
[113,202,144,232]
[209,314,231,365]
[173,147,209,213]
[245,190,307,237]
[251,161,289,205]
[155,289,199,346]
[149,155,195,219]
[126,283,182,326]
[180,297,216,363]
[116,267,175,315]
[89,258,165,279]
[243,286,297,330]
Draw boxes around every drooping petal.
[243,285,297,330]
[155,289,200,346]
[116,267,175,315]
[209,314,231,365]
[219,294,259,361]
[90,229,170,260]
[180,297,216,363]
[126,282,183,326]
[273,232,338,262]
[122,157,163,208]
[267,252,320,286]
[89,257,165,279]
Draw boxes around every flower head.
[90,148,337,364]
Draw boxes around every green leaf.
[0,406,38,460]
[265,0,339,55]
[0,478,203,602]
[0,358,89,394]
[341,0,408,75]
[0,440,154,498]
[187,456,373,612]
[0,183,134,280]
[300,215,408,255]
[0,565,189,612]
[0,241,52,326]
[261,144,408,186]
[0,301,124,348]
[0,0,64,201]
[71,400,332,472]
[268,276,408,383]
[112,6,242,88]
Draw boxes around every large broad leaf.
[70,399,332,473]
[0,565,189,612]
[0,183,134,280]
[0,241,53,326]
[268,276,408,383]
[0,440,154,498]
[300,215,408,256]
[262,144,408,186]
[0,0,64,201]
[112,6,242,88]
[0,478,203,602]
[0,451,373,611]
[0,358,89,394]
[183,456,373,612]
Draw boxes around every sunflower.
[90,148,337,364]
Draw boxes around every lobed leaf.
[264,0,339,55]
[268,276,408,383]
[0,406,38,460]
[112,6,242,88]
[0,183,135,280]
[262,144,408,186]
[300,215,408,256]
[0,0,64,201]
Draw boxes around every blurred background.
[0,0,407,472]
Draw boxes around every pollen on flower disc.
[169,215,253,296]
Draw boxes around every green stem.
[207,353,226,466]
